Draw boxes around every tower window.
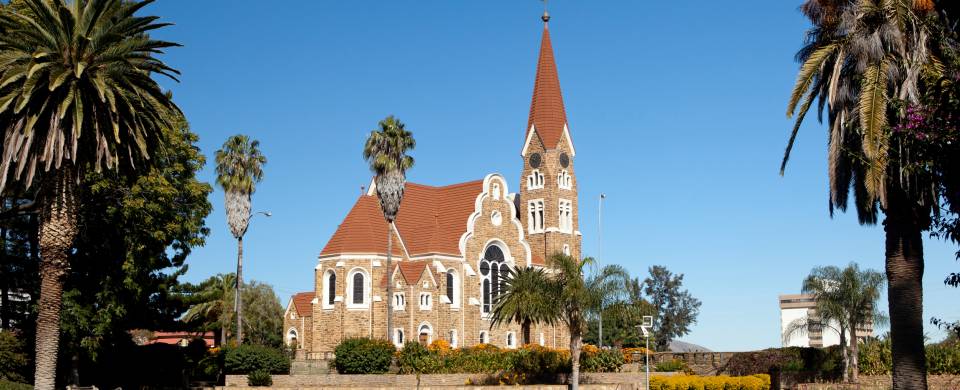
[527,169,544,190]
[527,200,544,233]
[558,169,572,190]
[394,293,405,310]
[419,293,432,310]
[559,199,573,233]
[346,268,369,308]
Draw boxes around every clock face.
[559,153,570,168]
[529,153,542,169]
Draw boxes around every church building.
[284,13,583,356]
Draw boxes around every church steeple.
[524,13,571,152]
[519,12,581,264]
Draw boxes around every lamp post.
[235,210,272,343]
[639,315,653,390]
[598,193,605,348]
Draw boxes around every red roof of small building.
[320,181,483,258]
[526,22,570,150]
[290,291,314,316]
[147,331,215,348]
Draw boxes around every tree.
[584,264,631,348]
[781,2,952,388]
[584,277,656,348]
[643,265,701,351]
[490,266,556,345]
[362,115,415,342]
[235,280,283,348]
[215,135,266,345]
[0,1,182,388]
[182,273,236,346]
[547,253,592,390]
[786,263,886,383]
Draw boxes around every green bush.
[0,332,29,384]
[0,379,32,390]
[332,338,395,374]
[926,343,960,375]
[654,358,690,373]
[581,349,624,373]
[507,345,569,380]
[224,345,290,374]
[247,370,272,386]
[397,342,442,374]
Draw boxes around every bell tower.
[519,11,581,264]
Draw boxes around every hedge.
[649,374,771,390]
[224,345,291,374]
[332,338,396,374]
[859,338,960,375]
[395,341,624,383]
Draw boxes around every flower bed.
[649,374,771,390]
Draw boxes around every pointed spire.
[526,13,568,150]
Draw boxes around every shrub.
[926,343,960,375]
[649,374,771,390]
[332,338,395,374]
[0,332,29,383]
[508,345,569,380]
[622,347,653,364]
[247,370,272,387]
[428,339,451,354]
[580,348,624,373]
[397,341,443,374]
[0,379,32,390]
[654,358,691,373]
[224,345,290,374]
[858,338,892,375]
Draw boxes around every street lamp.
[255,211,272,218]
[235,210,272,332]
[638,315,654,390]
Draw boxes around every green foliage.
[215,135,266,195]
[331,338,395,374]
[0,332,28,383]
[722,347,841,379]
[491,266,556,344]
[506,345,569,380]
[858,337,893,376]
[224,345,290,375]
[363,115,416,175]
[644,265,702,351]
[579,348,624,373]
[246,370,272,387]
[396,341,439,374]
[236,281,284,348]
[61,115,212,359]
[654,359,690,373]
[0,379,32,390]
[925,342,960,375]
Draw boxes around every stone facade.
[283,292,314,351]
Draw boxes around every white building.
[779,294,872,348]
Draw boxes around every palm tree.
[490,266,556,345]
[362,115,414,342]
[215,135,265,345]
[549,253,594,390]
[804,264,886,383]
[0,1,181,388]
[585,264,630,348]
[781,2,942,388]
[183,273,237,346]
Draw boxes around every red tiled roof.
[526,23,569,150]
[147,331,215,348]
[290,291,314,316]
[320,181,483,257]
[380,260,431,287]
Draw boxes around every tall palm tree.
[781,2,942,387]
[803,263,886,383]
[549,253,594,390]
[215,135,266,345]
[490,266,556,345]
[362,115,414,342]
[183,273,236,346]
[0,1,180,388]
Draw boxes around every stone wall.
[794,375,960,390]
[225,372,673,389]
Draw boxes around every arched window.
[352,273,364,304]
[287,328,299,348]
[322,269,336,309]
[527,170,544,189]
[446,271,454,302]
[346,268,369,308]
[394,328,405,346]
[327,271,336,305]
[479,331,489,344]
[480,245,508,314]
[492,183,501,200]
[449,329,458,348]
[558,169,572,189]
[506,332,516,348]
[418,323,433,345]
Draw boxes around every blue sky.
[147,1,959,351]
